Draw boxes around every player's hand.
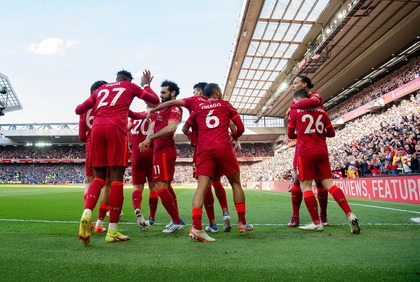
[234,140,242,152]
[141,70,154,86]
[139,139,151,152]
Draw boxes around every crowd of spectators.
[328,56,420,121]
[0,164,85,184]
[0,145,85,159]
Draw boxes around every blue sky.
[0,0,244,123]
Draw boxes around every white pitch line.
[349,202,420,214]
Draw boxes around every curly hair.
[90,80,107,94]
[161,80,180,97]
[116,70,133,82]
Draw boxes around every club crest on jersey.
[172,107,181,114]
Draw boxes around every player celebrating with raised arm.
[184,83,253,242]
[288,88,360,234]
[139,80,185,233]
[75,69,160,245]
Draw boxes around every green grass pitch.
[0,185,419,281]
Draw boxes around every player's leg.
[288,169,302,227]
[153,149,184,233]
[94,176,110,234]
[298,180,323,231]
[105,166,130,242]
[212,175,231,232]
[289,147,302,227]
[321,178,360,234]
[189,174,215,242]
[79,167,107,245]
[315,180,329,226]
[225,170,253,233]
[203,185,217,233]
[131,157,147,230]
[296,155,323,231]
[147,181,158,225]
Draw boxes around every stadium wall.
[243,174,420,204]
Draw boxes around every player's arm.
[75,96,94,115]
[149,120,179,140]
[138,85,160,107]
[287,112,297,139]
[228,120,242,151]
[127,118,134,132]
[290,95,321,109]
[324,114,336,138]
[78,114,87,143]
[182,121,192,136]
[231,114,244,140]
[150,99,185,113]
[128,110,147,120]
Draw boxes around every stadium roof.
[0,72,22,114]
[224,0,420,121]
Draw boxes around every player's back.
[292,107,331,156]
[129,115,153,156]
[93,81,140,131]
[183,95,208,113]
[193,99,237,153]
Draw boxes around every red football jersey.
[153,105,183,150]
[182,95,208,146]
[78,109,94,143]
[188,99,244,155]
[183,95,208,113]
[75,82,159,133]
[288,107,335,156]
[129,112,153,157]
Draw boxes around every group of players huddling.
[75,69,360,245]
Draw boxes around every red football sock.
[303,190,320,224]
[212,180,229,215]
[204,186,216,226]
[316,186,329,219]
[132,189,142,210]
[235,203,246,225]
[97,204,108,221]
[291,184,302,218]
[192,207,203,230]
[329,185,352,216]
[168,184,178,212]
[157,187,181,223]
[84,178,105,210]
[148,190,158,220]
[108,182,124,223]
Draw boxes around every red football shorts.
[196,147,239,178]
[131,155,153,185]
[90,124,129,167]
[297,154,333,181]
[85,138,93,177]
[152,147,177,182]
